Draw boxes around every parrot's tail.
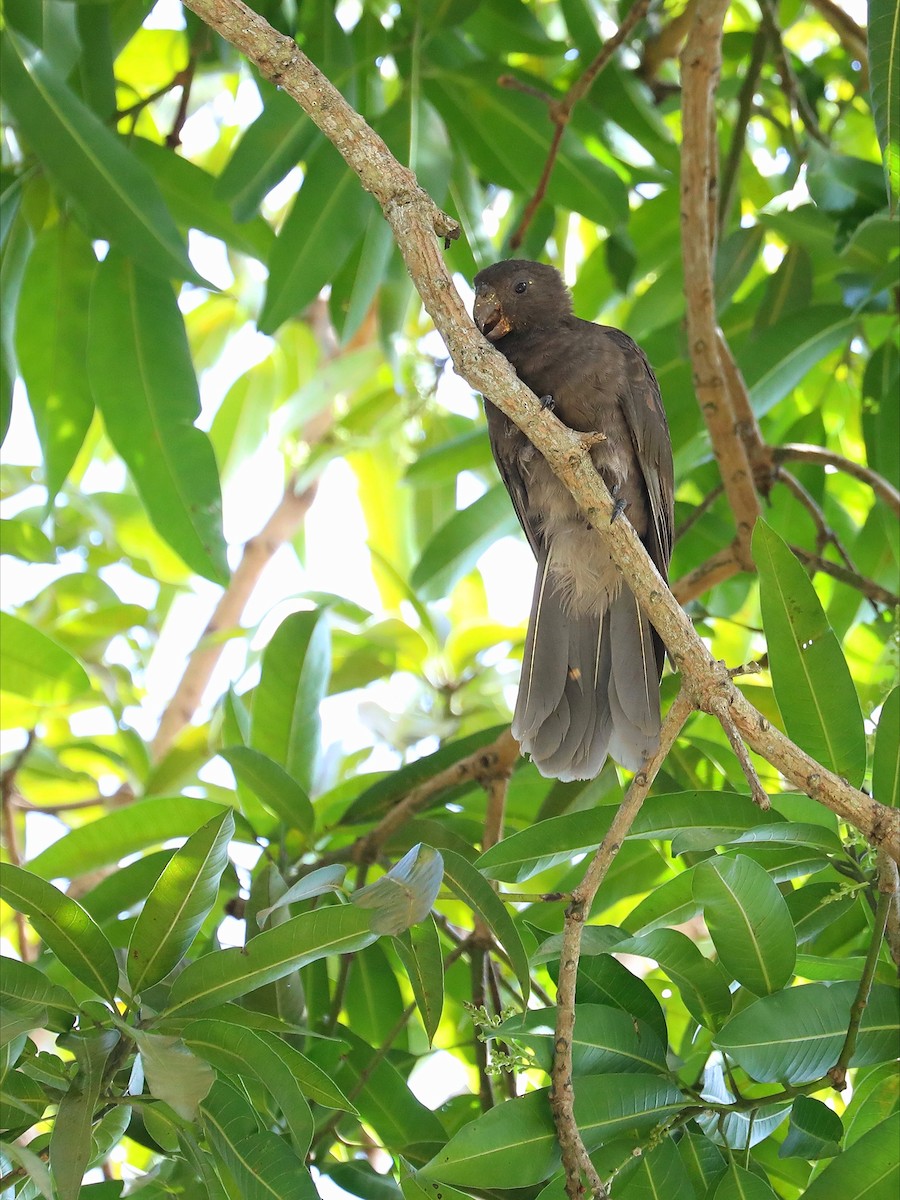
[511,549,662,780]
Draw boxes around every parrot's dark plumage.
[473,259,674,780]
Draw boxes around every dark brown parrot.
[473,259,674,780]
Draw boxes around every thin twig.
[673,483,724,543]
[550,691,693,1199]
[709,696,770,810]
[759,0,828,146]
[502,0,652,250]
[827,882,891,1088]
[1,730,36,961]
[789,545,898,610]
[876,851,900,969]
[777,470,857,568]
[771,443,900,517]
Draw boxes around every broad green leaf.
[785,882,859,944]
[334,1025,446,1152]
[250,609,330,794]
[15,223,95,504]
[130,137,273,261]
[630,792,782,842]
[613,929,732,1026]
[424,65,628,230]
[442,848,530,1003]
[401,1162,473,1200]
[873,686,899,807]
[743,307,857,416]
[394,916,444,1045]
[259,138,374,334]
[420,1075,682,1187]
[0,1141,53,1200]
[0,31,196,280]
[215,85,319,221]
[255,864,348,928]
[129,1028,214,1120]
[254,1030,357,1113]
[780,1095,843,1159]
[330,1162,404,1199]
[344,941,406,1047]
[183,1019,313,1155]
[677,1131,727,1196]
[0,957,75,1030]
[869,0,900,201]
[715,982,900,1084]
[754,519,866,786]
[352,844,444,934]
[88,253,227,584]
[49,1029,118,1200]
[0,518,54,563]
[802,1114,899,1200]
[27,796,249,879]
[200,1079,318,1200]
[0,864,118,1001]
[696,1058,791,1150]
[844,1062,900,1145]
[220,746,315,836]
[694,854,796,996]
[127,810,234,993]
[862,339,900,489]
[622,868,700,935]
[575,954,668,1048]
[165,904,376,1017]
[615,1135,695,1199]
[411,483,520,599]
[0,612,91,707]
[494,1004,667,1075]
[477,804,615,882]
[712,1162,778,1199]
[344,725,508,822]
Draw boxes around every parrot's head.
[473,259,572,342]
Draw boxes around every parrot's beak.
[473,290,511,341]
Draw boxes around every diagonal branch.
[179,0,899,866]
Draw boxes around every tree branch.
[179,0,898,856]
[551,691,693,1199]
[680,0,760,566]
[770,443,900,518]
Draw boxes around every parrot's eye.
[514,280,528,294]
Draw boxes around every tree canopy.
[0,1,898,1198]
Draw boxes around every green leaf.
[334,1025,446,1152]
[743,307,857,416]
[127,810,234,993]
[873,686,899,807]
[130,137,273,261]
[129,1028,214,1121]
[200,1079,318,1200]
[494,1003,667,1076]
[259,138,374,334]
[615,1136,695,1199]
[612,929,733,1026]
[0,518,54,563]
[394,916,444,1046]
[575,954,668,1048]
[802,1113,899,1200]
[253,1030,357,1113]
[477,805,615,883]
[0,864,119,1001]
[779,1095,843,1159]
[754,519,866,786]
[0,31,196,281]
[250,609,331,794]
[49,1029,119,1200]
[869,0,900,201]
[711,1162,778,1199]
[27,796,248,880]
[352,844,444,935]
[183,1019,313,1155]
[220,746,315,836]
[441,848,530,1003]
[0,957,75,1030]
[424,65,628,230]
[15,223,95,505]
[255,864,348,928]
[165,904,376,1017]
[0,612,91,707]
[420,1075,682,1188]
[88,253,227,584]
[715,982,900,1083]
[693,854,796,996]
[411,483,520,599]
[863,340,900,489]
